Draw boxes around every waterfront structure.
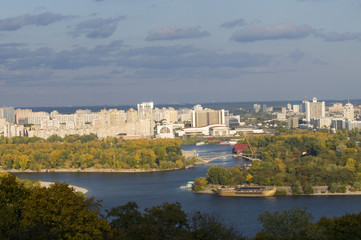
[180,124,229,136]
[217,186,277,197]
[233,144,249,154]
[230,128,264,135]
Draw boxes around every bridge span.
[196,153,261,163]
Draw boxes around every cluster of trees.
[0,173,244,240]
[0,135,189,171]
[255,207,361,240]
[204,130,361,194]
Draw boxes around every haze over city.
[1,0,361,107]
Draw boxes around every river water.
[15,144,361,238]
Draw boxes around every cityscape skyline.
[2,98,361,139]
[1,0,361,107]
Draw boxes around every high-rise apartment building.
[0,107,15,123]
[253,104,261,113]
[288,117,299,128]
[293,105,300,113]
[305,97,325,123]
[344,102,354,121]
[191,109,226,127]
[137,102,154,119]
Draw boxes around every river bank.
[40,181,88,194]
[1,167,183,173]
[195,185,361,196]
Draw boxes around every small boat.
[180,181,194,190]
[217,186,276,197]
[184,165,194,169]
[196,141,205,146]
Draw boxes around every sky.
[1,0,361,107]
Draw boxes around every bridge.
[196,153,262,163]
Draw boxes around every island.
[193,130,361,196]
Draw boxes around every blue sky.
[1,0,361,107]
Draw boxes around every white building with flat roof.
[305,97,325,123]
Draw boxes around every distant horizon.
[9,98,361,110]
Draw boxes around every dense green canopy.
[0,135,186,170]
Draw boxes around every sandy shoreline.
[1,167,180,173]
[40,181,88,194]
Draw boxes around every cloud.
[146,26,210,41]
[220,18,246,29]
[313,59,328,65]
[115,46,272,70]
[0,40,124,70]
[0,41,272,72]
[317,32,361,42]
[0,13,68,31]
[289,49,306,63]
[71,16,125,38]
[230,22,314,42]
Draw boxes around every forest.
[0,135,189,171]
[201,129,361,194]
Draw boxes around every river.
[14,144,361,238]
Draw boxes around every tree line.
[0,135,190,171]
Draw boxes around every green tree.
[255,207,324,240]
[0,173,30,240]
[206,166,232,185]
[47,134,64,142]
[106,202,142,240]
[108,202,189,240]
[317,212,361,240]
[189,212,243,240]
[304,183,314,195]
[193,177,208,192]
[20,183,110,240]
